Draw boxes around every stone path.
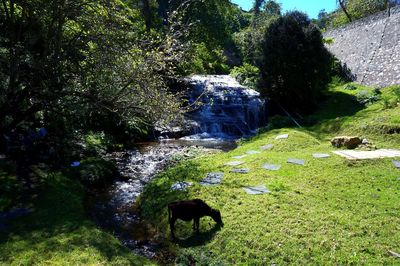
[275,134,289,140]
[243,185,270,195]
[287,158,305,165]
[313,153,331,158]
[171,181,193,191]
[232,155,247,159]
[225,161,244,166]
[260,144,273,150]
[246,150,261,155]
[230,168,250,174]
[200,172,224,186]
[262,163,281,171]
[332,149,400,160]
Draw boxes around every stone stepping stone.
[246,150,261,155]
[262,163,281,171]
[393,160,400,169]
[171,181,193,191]
[332,149,400,160]
[287,158,305,165]
[275,134,289,140]
[313,153,331,158]
[232,155,247,159]
[225,161,244,166]
[230,168,250,174]
[243,185,271,195]
[260,144,274,150]
[200,172,224,186]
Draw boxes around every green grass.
[139,84,400,265]
[0,169,154,265]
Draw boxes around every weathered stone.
[275,134,289,140]
[225,161,244,166]
[171,181,193,191]
[230,168,250,174]
[260,144,274,150]
[243,185,270,195]
[331,136,362,149]
[287,158,305,165]
[246,150,261,155]
[262,163,281,171]
[313,153,331,158]
[332,149,400,160]
[232,155,247,159]
[200,172,224,186]
[393,160,400,169]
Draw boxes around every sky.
[231,0,338,19]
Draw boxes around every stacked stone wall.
[324,6,400,87]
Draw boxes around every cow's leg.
[192,219,196,230]
[169,216,177,239]
[194,217,200,234]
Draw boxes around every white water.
[183,75,266,140]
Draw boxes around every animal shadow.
[174,224,223,248]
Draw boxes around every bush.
[230,63,260,90]
[68,157,118,187]
[259,11,332,114]
[356,89,381,105]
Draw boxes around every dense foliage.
[259,11,332,114]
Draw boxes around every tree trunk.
[338,0,352,22]
[142,0,151,32]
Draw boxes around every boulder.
[331,136,362,149]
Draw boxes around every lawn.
[139,83,400,265]
[0,167,154,266]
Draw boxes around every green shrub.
[69,157,118,187]
[356,89,381,105]
[230,63,260,90]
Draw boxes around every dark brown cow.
[168,199,223,239]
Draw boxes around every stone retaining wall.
[324,6,400,87]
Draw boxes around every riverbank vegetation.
[1,0,400,264]
[139,83,400,264]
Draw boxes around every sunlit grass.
[139,84,400,264]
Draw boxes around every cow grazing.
[168,199,223,239]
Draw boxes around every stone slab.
[262,163,281,171]
[225,161,244,166]
[232,155,247,159]
[287,158,305,165]
[243,185,271,195]
[393,160,400,169]
[200,172,224,186]
[230,168,250,174]
[171,181,193,191]
[313,153,331,158]
[332,149,400,160]
[275,134,289,140]
[246,150,261,155]
[260,144,274,150]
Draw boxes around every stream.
[85,139,236,263]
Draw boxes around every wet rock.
[331,136,362,149]
[230,168,250,174]
[287,158,305,165]
[313,153,331,158]
[171,181,193,191]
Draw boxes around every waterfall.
[182,75,266,140]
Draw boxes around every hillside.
[139,83,400,265]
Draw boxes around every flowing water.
[86,75,266,263]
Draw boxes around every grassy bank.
[139,84,400,265]
[0,167,154,265]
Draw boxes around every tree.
[259,11,332,114]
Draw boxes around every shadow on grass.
[0,172,145,265]
[174,224,223,248]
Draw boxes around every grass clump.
[139,83,400,264]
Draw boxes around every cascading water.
[182,75,266,140]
